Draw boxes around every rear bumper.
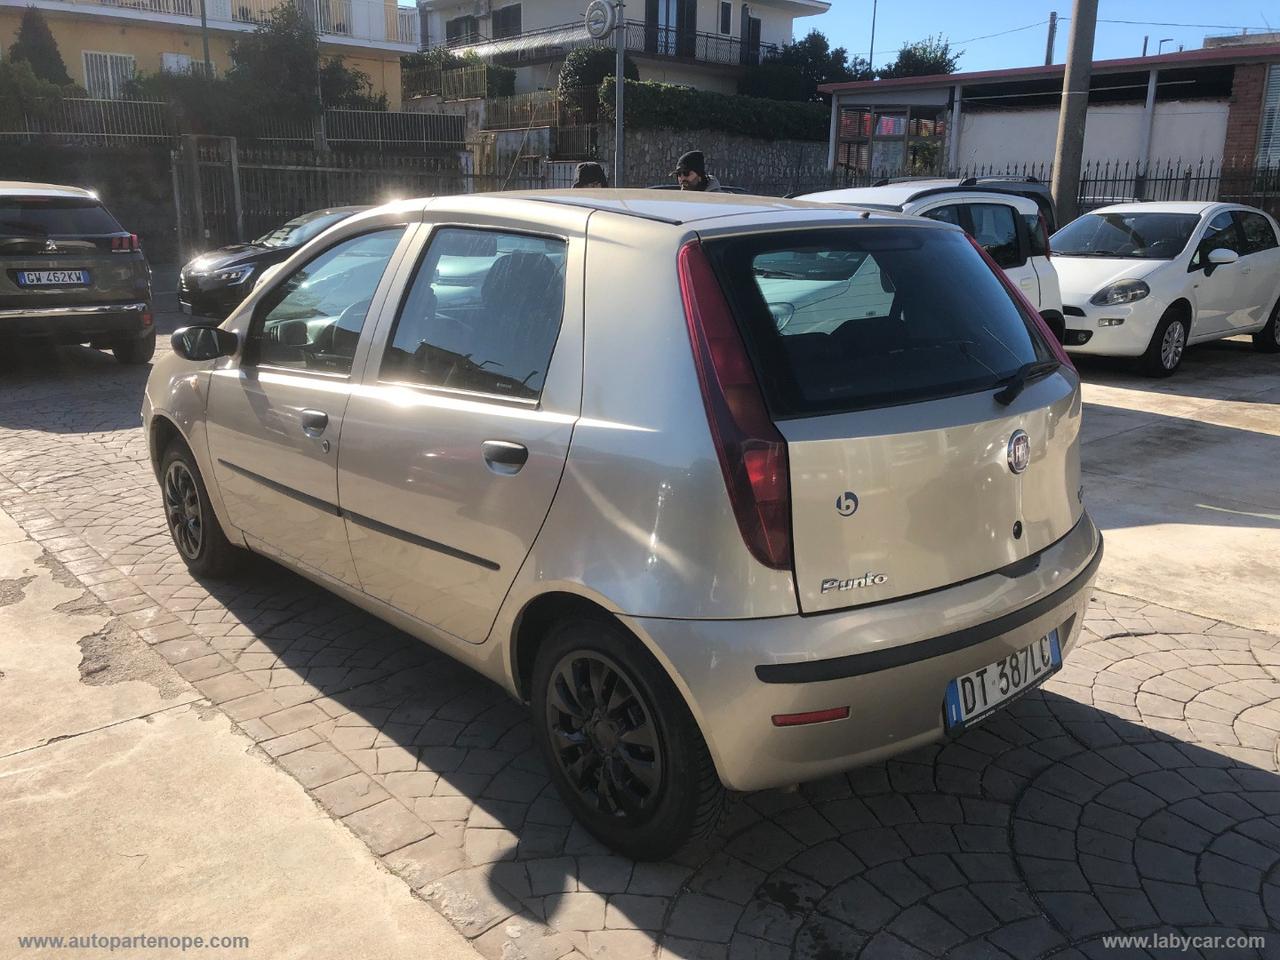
[0,301,152,342]
[628,512,1102,792]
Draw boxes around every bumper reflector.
[142,312,154,327]
[771,706,850,727]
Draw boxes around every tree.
[877,34,961,79]
[9,6,73,87]
[320,57,386,110]
[227,3,324,118]
[740,30,871,103]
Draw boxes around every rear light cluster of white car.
[679,240,793,573]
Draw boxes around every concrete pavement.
[0,506,480,960]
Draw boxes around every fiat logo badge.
[1007,430,1031,474]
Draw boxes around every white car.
[1051,201,1280,376]
[802,180,1065,338]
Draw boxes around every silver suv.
[143,192,1102,859]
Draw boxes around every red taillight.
[679,241,793,571]
[111,234,141,252]
[142,311,154,327]
[965,234,1074,371]
[130,233,141,251]
[772,706,850,727]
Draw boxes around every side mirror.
[1207,247,1239,266]
[171,325,238,361]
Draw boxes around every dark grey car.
[1,181,155,364]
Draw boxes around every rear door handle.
[482,440,528,475]
[300,409,329,435]
[1018,278,1035,287]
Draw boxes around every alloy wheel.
[164,461,203,560]
[1161,321,1186,370]
[545,651,664,819]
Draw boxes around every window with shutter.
[1259,65,1280,164]
[491,4,521,39]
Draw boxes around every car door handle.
[299,409,329,435]
[1019,278,1034,287]
[482,440,528,475]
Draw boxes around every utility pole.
[615,0,625,186]
[1044,11,1057,66]
[1141,35,1148,56]
[1050,0,1097,226]
[198,0,212,77]
[868,0,878,73]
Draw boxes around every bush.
[600,78,828,142]
[558,47,638,103]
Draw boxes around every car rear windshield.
[1051,212,1199,259]
[0,198,123,238]
[704,226,1055,417]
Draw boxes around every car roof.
[799,185,1040,214]
[419,189,922,227]
[1082,200,1227,216]
[288,205,369,222]
[0,181,100,201]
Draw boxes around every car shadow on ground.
[1072,338,1280,404]
[182,551,1280,960]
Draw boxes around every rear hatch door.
[1,196,145,308]
[705,222,1082,614]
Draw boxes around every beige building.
[416,0,830,94]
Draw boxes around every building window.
[837,105,948,175]
[1260,64,1280,163]
[83,51,136,99]
[445,14,479,45]
[491,4,521,39]
[162,52,193,74]
[719,1,731,34]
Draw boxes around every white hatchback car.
[1051,201,1280,376]
[802,180,1065,339]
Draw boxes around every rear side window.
[967,203,1023,268]
[0,198,123,237]
[706,226,1054,417]
[380,228,567,402]
[1023,214,1049,258]
[921,205,964,227]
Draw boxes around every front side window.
[1051,212,1199,260]
[247,228,406,374]
[380,228,567,402]
[1234,211,1278,255]
[1190,212,1242,270]
[707,226,1054,417]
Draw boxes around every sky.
[803,0,1279,74]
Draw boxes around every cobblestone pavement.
[2,342,1279,960]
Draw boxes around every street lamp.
[585,0,624,186]
[1157,37,1175,55]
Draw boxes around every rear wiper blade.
[993,358,1060,405]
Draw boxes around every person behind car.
[572,162,609,189]
[672,151,721,192]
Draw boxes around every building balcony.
[437,20,778,69]
[3,0,419,50]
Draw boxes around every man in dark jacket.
[672,151,721,192]
[572,162,609,188]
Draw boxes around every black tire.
[114,330,156,365]
[1253,299,1280,354]
[160,440,241,578]
[1140,308,1189,377]
[531,615,728,860]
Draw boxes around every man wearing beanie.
[671,151,721,192]
[572,162,609,188]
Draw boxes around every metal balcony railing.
[438,19,776,68]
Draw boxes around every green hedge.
[599,78,827,142]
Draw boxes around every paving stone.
[627,862,692,897]
[579,857,634,895]
[342,798,432,855]
[312,772,391,817]
[605,895,668,931]
[423,866,519,938]
[383,834,467,890]
[275,743,358,788]
[473,916,578,960]
[666,895,741,943]
[546,892,609,932]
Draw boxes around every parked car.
[145,192,1102,858]
[853,175,1059,232]
[1051,201,1280,376]
[799,180,1066,340]
[0,181,154,364]
[178,206,367,319]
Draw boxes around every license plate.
[17,270,89,286]
[944,629,1062,730]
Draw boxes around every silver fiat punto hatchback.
[144,192,1102,859]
